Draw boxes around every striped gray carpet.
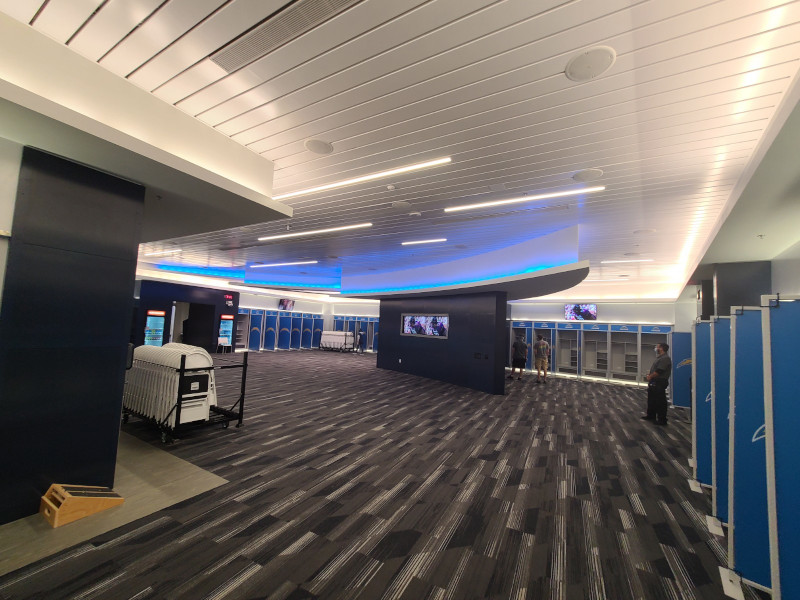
[1,351,737,600]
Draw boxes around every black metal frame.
[123,351,248,443]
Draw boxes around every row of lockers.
[236,309,323,351]
[332,315,379,351]
[509,321,673,385]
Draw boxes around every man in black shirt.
[642,343,672,425]
[509,335,528,381]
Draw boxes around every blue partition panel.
[671,332,692,408]
[693,321,712,485]
[278,313,291,349]
[312,318,323,348]
[764,298,800,600]
[730,308,770,590]
[248,310,264,351]
[301,314,313,348]
[711,317,731,523]
[264,312,278,350]
[290,316,302,349]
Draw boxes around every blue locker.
[334,317,344,331]
[693,321,713,485]
[534,323,556,372]
[290,316,302,349]
[511,321,532,370]
[301,314,313,348]
[278,312,292,349]
[763,297,800,600]
[312,317,323,348]
[671,332,692,408]
[248,309,264,351]
[264,311,278,350]
[730,307,770,590]
[711,317,731,523]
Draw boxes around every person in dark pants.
[509,335,528,380]
[642,343,672,425]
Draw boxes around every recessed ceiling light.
[257,222,372,242]
[444,186,605,213]
[409,211,422,217]
[401,238,447,246]
[623,252,640,257]
[304,139,334,155]
[572,168,604,182]
[250,260,319,268]
[391,200,412,209]
[273,157,451,200]
[601,259,654,264]
[565,46,617,82]
[633,228,657,234]
[143,248,182,256]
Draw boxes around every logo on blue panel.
[705,392,712,403]
[677,358,692,368]
[752,424,766,443]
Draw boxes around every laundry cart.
[123,343,247,442]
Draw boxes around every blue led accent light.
[156,264,246,278]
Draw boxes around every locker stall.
[277,312,292,349]
[711,316,731,524]
[510,321,533,370]
[762,295,800,600]
[312,316,324,348]
[609,324,638,382]
[248,309,264,352]
[290,314,302,349]
[534,323,556,373]
[727,307,771,593]
[334,316,345,331]
[301,313,313,348]
[263,310,278,351]
[235,308,249,350]
[581,323,609,378]
[556,323,580,374]
[693,320,713,486]
[641,326,671,384]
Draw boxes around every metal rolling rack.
[123,350,248,443]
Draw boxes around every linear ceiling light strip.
[257,222,372,242]
[444,186,605,213]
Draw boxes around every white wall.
[673,285,700,332]
[772,239,800,295]
[509,301,675,325]
[0,138,22,307]
[238,292,325,315]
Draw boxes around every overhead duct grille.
[211,0,361,74]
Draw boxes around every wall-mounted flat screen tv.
[401,314,449,338]
[564,303,597,321]
[278,298,295,311]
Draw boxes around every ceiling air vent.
[211,0,360,73]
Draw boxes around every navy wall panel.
[376,292,506,395]
[0,148,144,524]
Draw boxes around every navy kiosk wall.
[264,311,278,350]
[248,309,264,351]
[762,295,800,600]
[692,320,713,486]
[290,314,302,349]
[725,307,771,593]
[277,312,292,349]
[671,331,692,408]
[710,316,731,525]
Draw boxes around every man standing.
[509,335,528,381]
[533,334,550,384]
[642,343,672,425]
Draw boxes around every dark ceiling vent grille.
[211,0,360,74]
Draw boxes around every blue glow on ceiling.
[342,263,562,295]
[156,264,246,278]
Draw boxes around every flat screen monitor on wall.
[564,304,597,321]
[278,298,295,311]
[401,314,449,338]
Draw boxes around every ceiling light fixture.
[444,186,605,213]
[600,259,654,264]
[401,238,447,246]
[257,222,372,242]
[273,157,452,200]
[250,260,319,268]
[143,249,182,256]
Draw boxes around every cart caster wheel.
[122,413,129,424]
[222,421,229,429]
[160,432,171,444]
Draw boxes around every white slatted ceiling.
[3,0,800,299]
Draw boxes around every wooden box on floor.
[39,484,124,528]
